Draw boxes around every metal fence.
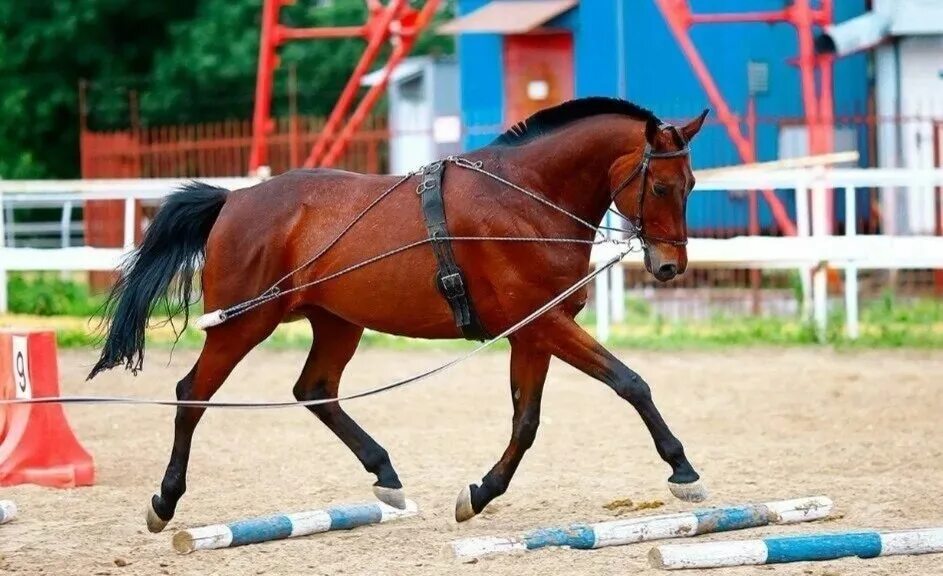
[80,116,389,178]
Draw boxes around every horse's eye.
[653,185,668,196]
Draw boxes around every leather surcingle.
[417,161,490,341]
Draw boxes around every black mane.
[491,97,660,147]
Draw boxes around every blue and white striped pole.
[650,527,943,569]
[449,496,831,561]
[172,499,418,554]
[0,500,16,524]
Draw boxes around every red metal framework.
[654,0,839,236]
[249,0,440,174]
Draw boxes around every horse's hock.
[0,330,94,488]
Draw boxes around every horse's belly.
[311,258,468,339]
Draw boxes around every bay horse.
[90,97,709,532]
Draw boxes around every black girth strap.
[418,161,490,341]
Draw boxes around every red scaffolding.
[249,0,440,174]
[654,0,838,236]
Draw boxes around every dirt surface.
[2,346,942,575]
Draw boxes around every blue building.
[440,0,871,233]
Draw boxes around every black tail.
[88,182,228,379]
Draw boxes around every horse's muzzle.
[645,248,681,282]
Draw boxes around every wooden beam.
[695,151,859,178]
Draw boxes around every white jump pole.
[0,500,16,524]
[172,499,418,554]
[650,527,943,570]
[448,496,831,561]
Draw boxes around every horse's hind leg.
[146,319,277,533]
[293,309,404,507]
[541,313,705,502]
[455,339,549,521]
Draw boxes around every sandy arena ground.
[1,346,942,575]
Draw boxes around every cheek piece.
[609,123,690,248]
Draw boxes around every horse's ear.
[644,119,660,145]
[680,108,710,142]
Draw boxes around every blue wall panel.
[455,0,869,230]
[457,0,505,148]
[569,1,619,97]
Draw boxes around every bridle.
[609,123,691,247]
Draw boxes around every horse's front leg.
[455,341,549,521]
[544,314,706,502]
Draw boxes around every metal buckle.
[416,179,435,195]
[421,160,443,174]
[416,161,443,194]
[440,272,465,298]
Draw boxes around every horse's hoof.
[373,485,407,509]
[454,484,477,522]
[145,496,169,533]
[668,479,708,503]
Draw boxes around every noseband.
[609,123,690,247]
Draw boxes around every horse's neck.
[499,120,642,228]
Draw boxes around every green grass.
[7,273,105,316]
[3,274,941,350]
[597,291,943,350]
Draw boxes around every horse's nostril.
[658,263,678,278]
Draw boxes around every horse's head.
[609,109,708,282]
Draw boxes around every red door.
[503,33,574,125]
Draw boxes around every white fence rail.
[2,170,943,342]
[593,167,943,341]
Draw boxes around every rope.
[219,172,417,315]
[0,157,643,410]
[268,172,414,289]
[0,244,635,410]
[222,235,614,322]
[209,156,637,322]
[446,156,634,235]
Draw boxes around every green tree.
[0,1,197,178]
[142,0,454,123]
[0,0,454,178]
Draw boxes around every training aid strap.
[418,162,490,341]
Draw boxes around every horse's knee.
[612,370,652,403]
[515,412,540,450]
